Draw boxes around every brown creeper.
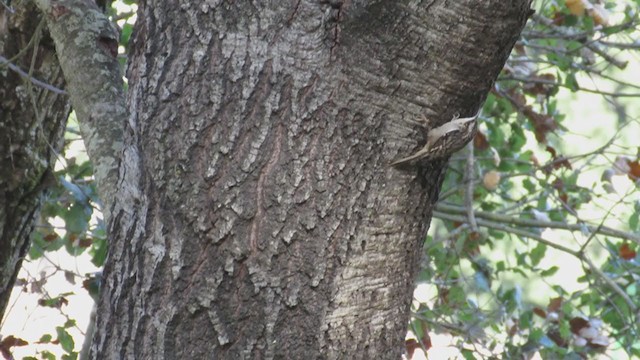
[391,111,479,167]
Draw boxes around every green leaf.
[548,210,565,222]
[67,159,94,178]
[448,286,466,305]
[41,350,56,360]
[530,243,547,267]
[547,52,571,71]
[484,93,496,110]
[498,286,522,313]
[602,297,631,329]
[515,151,534,173]
[540,266,559,277]
[90,234,108,267]
[29,232,46,260]
[552,285,567,295]
[39,334,53,343]
[529,328,544,342]
[563,14,578,26]
[602,25,621,36]
[583,16,594,32]
[629,211,639,232]
[509,123,527,151]
[559,320,571,339]
[520,310,532,329]
[522,178,536,193]
[488,123,506,148]
[461,349,477,360]
[565,40,582,52]
[516,251,528,266]
[565,73,579,92]
[56,327,75,353]
[536,194,548,210]
[63,319,77,328]
[64,203,90,234]
[411,319,425,339]
[120,23,134,47]
[561,301,573,315]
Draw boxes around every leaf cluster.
[409,1,640,358]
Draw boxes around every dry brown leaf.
[474,130,490,151]
[619,243,637,260]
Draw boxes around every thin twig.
[464,142,478,232]
[436,203,640,245]
[0,0,14,13]
[529,13,632,69]
[598,40,640,50]
[582,256,638,315]
[432,211,581,256]
[0,55,67,95]
[432,210,638,314]
[498,75,640,97]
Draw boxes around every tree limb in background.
[32,0,127,219]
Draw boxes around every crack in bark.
[286,0,302,26]
[250,123,284,253]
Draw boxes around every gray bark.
[85,1,532,359]
[33,0,126,219]
[0,3,70,318]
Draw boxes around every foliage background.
[409,1,640,358]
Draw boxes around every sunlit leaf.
[530,243,547,267]
[56,327,75,353]
[540,266,559,277]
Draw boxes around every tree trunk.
[0,4,69,318]
[89,1,531,358]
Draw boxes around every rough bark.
[0,3,69,318]
[85,1,532,359]
[33,0,126,219]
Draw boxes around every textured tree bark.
[87,0,532,359]
[0,4,69,318]
[33,0,126,218]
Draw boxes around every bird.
[391,111,479,167]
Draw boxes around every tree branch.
[432,210,581,256]
[436,203,640,245]
[432,210,638,313]
[33,0,127,219]
[581,256,638,315]
[0,55,67,94]
[498,75,640,97]
[464,143,478,232]
[529,13,631,69]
